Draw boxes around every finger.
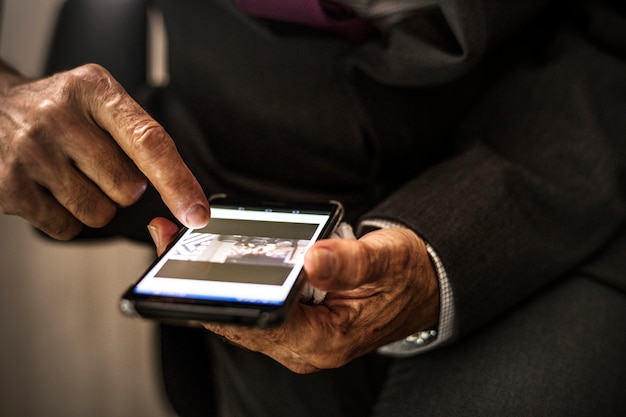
[46,168,118,228]
[17,131,119,229]
[0,179,83,240]
[75,64,210,228]
[32,206,83,240]
[31,82,148,208]
[4,121,119,230]
[147,217,181,255]
[206,326,321,374]
[35,157,117,228]
[203,308,327,374]
[64,120,148,207]
[31,198,84,240]
[304,228,424,292]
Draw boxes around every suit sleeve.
[360,2,626,338]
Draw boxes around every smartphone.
[121,198,344,327]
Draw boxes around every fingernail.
[147,224,160,248]
[185,204,210,228]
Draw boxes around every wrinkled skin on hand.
[0,63,210,239]
[149,217,440,374]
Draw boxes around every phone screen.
[122,200,343,325]
[135,206,333,304]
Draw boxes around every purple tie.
[235,0,373,41]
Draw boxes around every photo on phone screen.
[121,199,343,326]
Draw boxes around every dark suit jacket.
[113,0,621,342]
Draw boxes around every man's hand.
[148,217,440,374]
[0,63,210,239]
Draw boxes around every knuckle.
[128,121,173,161]
[74,198,117,228]
[114,177,147,207]
[38,215,83,240]
[63,64,123,109]
[0,138,21,172]
[130,120,168,150]
[0,197,15,216]
[62,184,117,228]
[97,158,147,207]
[32,97,63,124]
[47,224,83,240]
[10,124,46,156]
[68,63,115,92]
[86,205,117,228]
[0,197,83,240]
[0,162,34,215]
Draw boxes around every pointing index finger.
[81,65,210,228]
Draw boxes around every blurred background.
[0,0,174,415]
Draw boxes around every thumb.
[147,217,181,255]
[304,228,425,292]
[302,232,380,292]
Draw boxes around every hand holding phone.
[121,198,344,327]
